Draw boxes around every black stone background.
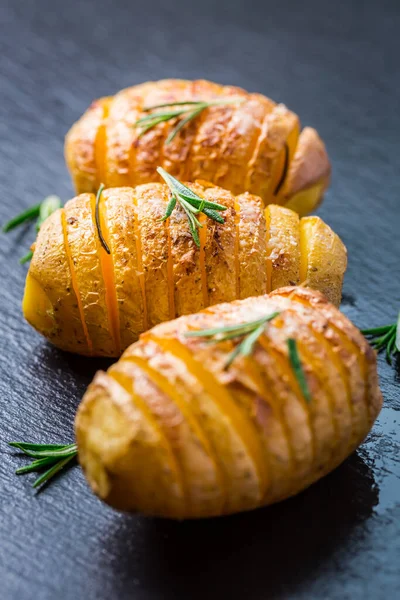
[0,0,399,598]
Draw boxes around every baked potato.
[22,182,347,356]
[65,79,330,216]
[75,286,382,519]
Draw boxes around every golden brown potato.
[65,79,330,216]
[23,183,347,357]
[75,287,382,518]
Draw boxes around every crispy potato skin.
[65,79,330,214]
[75,287,383,519]
[23,183,347,356]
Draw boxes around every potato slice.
[65,97,110,193]
[134,184,171,328]
[213,94,271,194]
[282,127,331,216]
[266,204,301,292]
[300,216,347,307]
[203,186,237,306]
[23,209,89,354]
[101,187,145,350]
[76,370,186,517]
[167,186,204,317]
[105,84,151,188]
[247,104,300,204]
[131,80,193,185]
[236,192,268,299]
[271,287,373,450]
[64,194,116,356]
[143,325,266,513]
[119,347,226,517]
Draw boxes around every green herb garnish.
[185,312,280,369]
[2,203,42,232]
[157,167,227,247]
[135,97,244,144]
[287,338,311,403]
[9,441,77,489]
[3,195,62,264]
[361,314,400,365]
[94,183,111,254]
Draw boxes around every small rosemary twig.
[9,442,78,489]
[361,313,400,365]
[135,97,244,144]
[157,167,227,247]
[3,195,62,264]
[185,312,280,369]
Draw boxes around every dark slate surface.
[0,0,399,598]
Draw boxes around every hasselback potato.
[75,286,382,519]
[22,182,347,356]
[65,79,331,216]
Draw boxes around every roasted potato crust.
[75,287,382,518]
[65,79,330,214]
[23,183,347,356]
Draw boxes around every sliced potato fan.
[22,182,347,357]
[75,287,382,518]
[65,79,331,215]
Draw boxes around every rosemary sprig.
[94,183,111,254]
[157,167,227,247]
[9,441,77,489]
[185,312,280,369]
[361,313,400,365]
[287,338,312,403]
[2,204,42,232]
[3,195,62,263]
[135,97,244,144]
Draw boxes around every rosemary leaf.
[9,442,71,451]
[287,338,311,403]
[223,322,267,369]
[3,204,41,232]
[273,143,290,196]
[202,208,225,223]
[95,183,111,254]
[361,325,392,336]
[33,454,77,489]
[185,315,277,338]
[19,251,33,265]
[362,315,399,365]
[179,193,226,211]
[166,106,204,144]
[159,195,177,222]
[9,441,78,490]
[185,312,280,369]
[136,97,244,144]
[143,100,203,110]
[16,456,60,475]
[9,442,77,459]
[157,167,227,246]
